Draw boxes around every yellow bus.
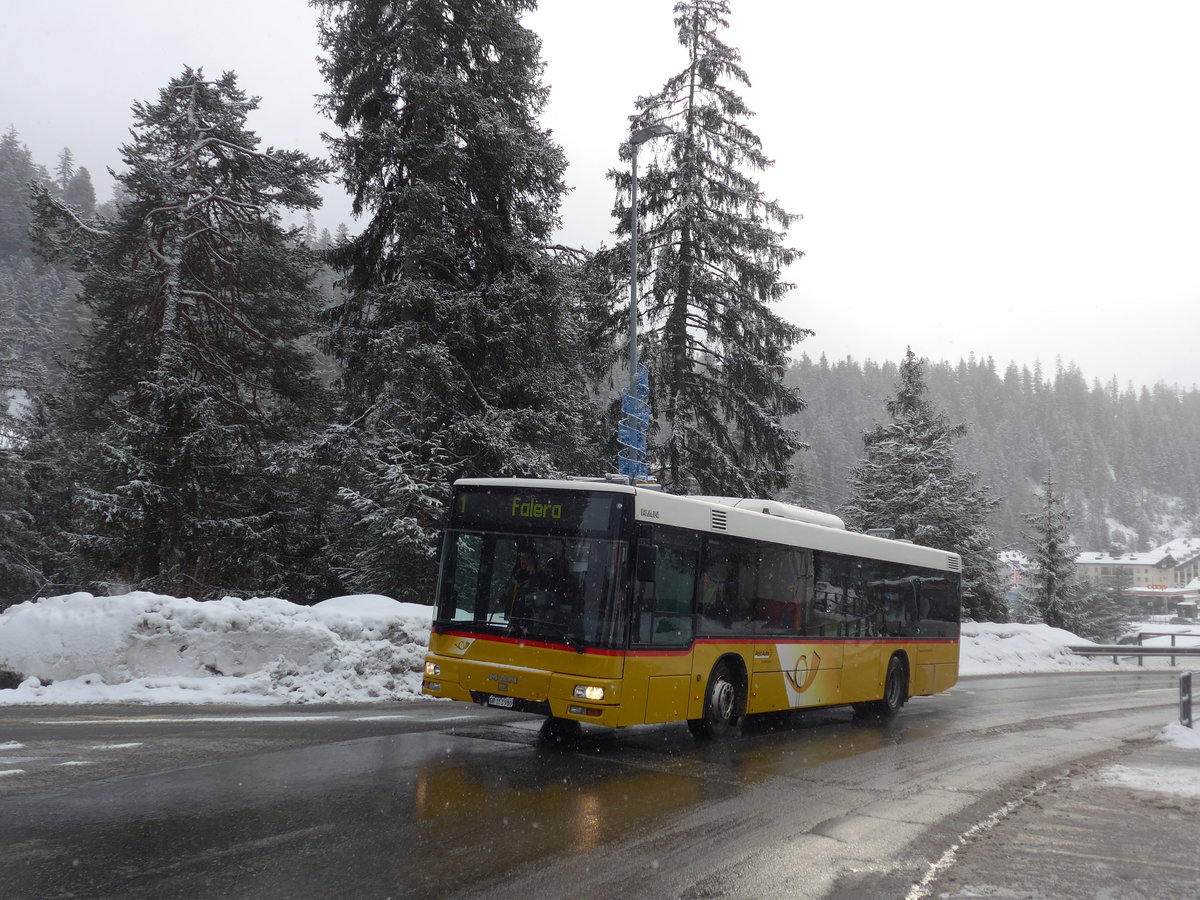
[422,477,961,738]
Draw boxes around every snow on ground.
[958,621,1120,675]
[1101,722,1200,798]
[0,592,1190,705]
[0,592,432,706]
[1099,763,1200,798]
[1158,721,1200,750]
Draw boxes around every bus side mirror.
[636,544,658,582]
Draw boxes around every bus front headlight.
[425,661,441,677]
[573,684,605,701]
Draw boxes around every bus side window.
[633,528,697,646]
[752,547,810,635]
[698,536,757,635]
[810,553,845,636]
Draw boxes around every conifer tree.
[64,166,96,217]
[313,0,600,599]
[1022,476,1080,631]
[54,148,75,196]
[0,409,38,607]
[0,127,41,261]
[31,68,329,597]
[609,0,809,497]
[841,349,1006,621]
[0,290,39,605]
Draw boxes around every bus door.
[626,526,698,725]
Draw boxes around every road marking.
[906,779,1051,900]
[0,769,26,777]
[91,742,144,750]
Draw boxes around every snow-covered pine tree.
[313,0,600,600]
[0,398,38,607]
[53,148,74,197]
[0,128,42,262]
[608,0,809,497]
[840,349,1006,621]
[64,166,96,218]
[30,68,330,598]
[1022,476,1081,631]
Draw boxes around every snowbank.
[0,592,432,706]
[1100,762,1200,798]
[959,621,1119,675]
[1158,721,1200,751]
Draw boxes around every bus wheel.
[856,655,907,717]
[688,661,740,739]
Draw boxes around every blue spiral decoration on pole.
[617,363,651,481]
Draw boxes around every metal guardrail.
[1069,637,1200,666]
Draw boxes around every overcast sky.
[4,1,1198,391]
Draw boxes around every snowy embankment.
[0,592,432,706]
[958,621,1122,675]
[0,592,1168,707]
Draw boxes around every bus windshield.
[433,487,632,650]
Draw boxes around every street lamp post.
[617,122,673,482]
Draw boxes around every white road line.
[0,769,26,777]
[906,779,1051,900]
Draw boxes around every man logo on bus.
[784,650,821,694]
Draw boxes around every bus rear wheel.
[855,655,907,717]
[688,661,741,739]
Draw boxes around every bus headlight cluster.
[573,684,605,701]
[425,661,441,677]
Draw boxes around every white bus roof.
[453,478,960,574]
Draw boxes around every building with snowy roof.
[1076,538,1200,617]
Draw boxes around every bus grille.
[711,509,728,531]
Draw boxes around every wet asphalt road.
[0,672,1182,899]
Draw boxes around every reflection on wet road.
[0,673,1179,899]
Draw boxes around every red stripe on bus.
[436,629,957,657]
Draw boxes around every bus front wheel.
[688,661,741,739]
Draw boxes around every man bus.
[422,477,960,738]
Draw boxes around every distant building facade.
[1076,538,1200,617]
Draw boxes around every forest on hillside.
[786,353,1200,551]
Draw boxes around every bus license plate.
[488,694,514,709]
